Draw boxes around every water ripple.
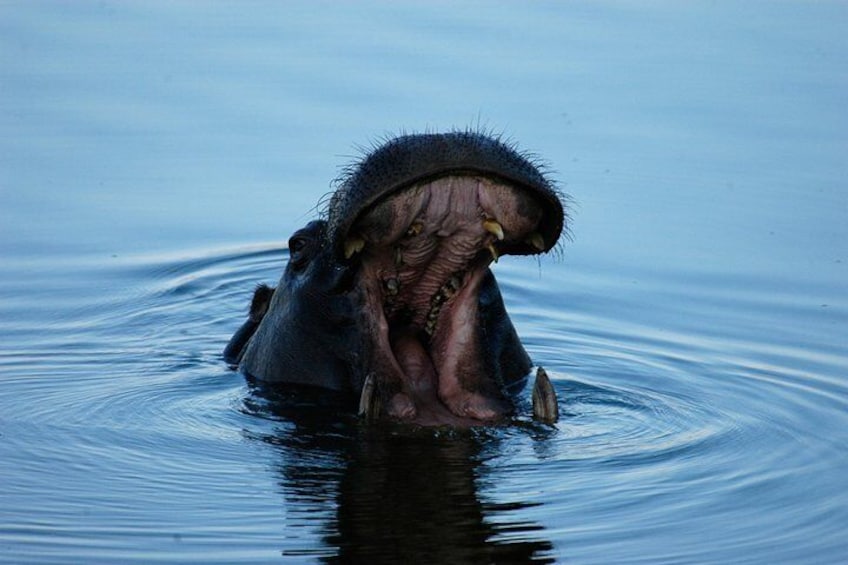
[3,243,847,564]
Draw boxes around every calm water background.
[2,2,847,563]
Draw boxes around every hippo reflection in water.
[225,132,565,425]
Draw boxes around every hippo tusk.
[358,372,381,421]
[532,366,558,424]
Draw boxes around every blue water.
[2,2,847,563]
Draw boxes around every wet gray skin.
[225,132,565,425]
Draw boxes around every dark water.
[2,2,847,563]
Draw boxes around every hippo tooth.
[385,278,400,295]
[487,243,499,263]
[344,236,365,259]
[526,232,545,252]
[483,219,505,241]
[394,246,403,267]
[406,222,424,237]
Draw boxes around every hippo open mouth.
[340,175,558,424]
[226,132,564,426]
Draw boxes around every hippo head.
[226,132,565,425]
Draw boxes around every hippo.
[225,131,565,425]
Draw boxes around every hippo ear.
[249,284,275,321]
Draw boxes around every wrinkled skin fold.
[225,132,566,425]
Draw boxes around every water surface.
[2,2,847,563]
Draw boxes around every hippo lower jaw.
[344,175,548,425]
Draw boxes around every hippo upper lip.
[326,132,564,262]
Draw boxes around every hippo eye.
[290,237,306,254]
[288,235,310,268]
